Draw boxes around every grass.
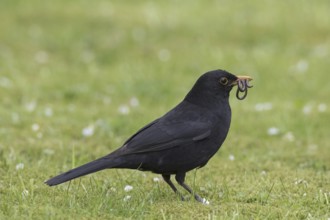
[0,0,329,219]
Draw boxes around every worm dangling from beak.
[234,76,253,100]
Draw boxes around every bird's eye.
[219,77,228,85]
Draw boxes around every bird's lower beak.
[231,75,253,86]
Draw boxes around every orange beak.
[231,75,253,86]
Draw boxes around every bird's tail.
[45,156,118,186]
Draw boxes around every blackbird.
[45,69,252,204]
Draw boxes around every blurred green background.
[0,0,329,219]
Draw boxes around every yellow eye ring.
[219,77,228,85]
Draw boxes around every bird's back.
[109,100,231,174]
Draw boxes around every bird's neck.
[184,90,230,111]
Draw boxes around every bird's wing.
[117,117,212,155]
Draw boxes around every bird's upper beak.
[231,75,253,86]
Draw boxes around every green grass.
[0,0,329,219]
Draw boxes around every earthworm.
[236,79,253,100]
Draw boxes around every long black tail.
[45,156,118,186]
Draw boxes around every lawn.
[0,0,329,219]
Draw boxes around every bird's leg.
[162,174,184,201]
[175,173,205,204]
[162,174,179,193]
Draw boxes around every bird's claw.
[194,195,210,205]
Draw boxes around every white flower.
[302,104,312,115]
[312,44,328,57]
[318,103,327,112]
[118,105,130,115]
[229,154,235,161]
[129,97,139,107]
[35,51,49,64]
[254,102,273,111]
[307,144,318,153]
[82,125,95,137]
[43,149,54,155]
[199,187,207,192]
[295,60,309,73]
[283,132,295,142]
[124,185,133,192]
[16,163,24,170]
[44,107,53,117]
[294,179,308,186]
[267,127,279,136]
[31,123,40,132]
[11,113,20,124]
[153,177,160,182]
[158,49,171,62]
[0,77,12,88]
[110,187,117,192]
[123,195,131,202]
[22,189,29,198]
[25,101,37,112]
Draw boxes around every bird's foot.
[176,192,185,201]
[194,194,210,205]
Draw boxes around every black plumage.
[45,69,252,203]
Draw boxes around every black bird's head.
[184,69,252,107]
